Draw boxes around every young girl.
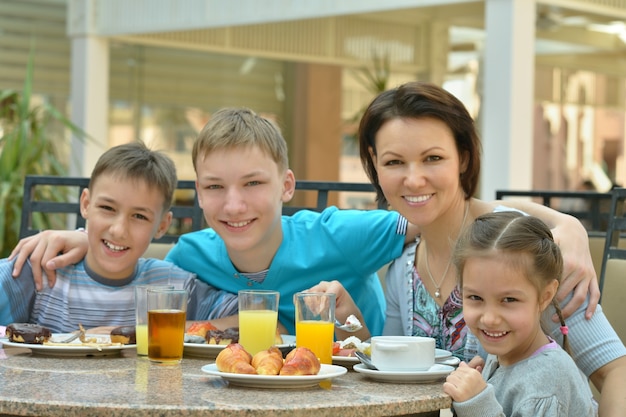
[443,211,596,416]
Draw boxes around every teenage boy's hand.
[10,230,89,290]
[306,280,370,341]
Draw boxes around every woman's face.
[371,117,467,227]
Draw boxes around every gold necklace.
[423,202,470,299]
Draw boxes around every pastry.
[110,326,136,344]
[215,343,256,374]
[6,323,51,345]
[207,327,239,345]
[251,346,284,375]
[186,321,218,338]
[279,347,320,375]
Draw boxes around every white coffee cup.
[370,336,435,372]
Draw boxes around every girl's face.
[195,145,295,260]
[371,117,467,228]
[461,254,557,366]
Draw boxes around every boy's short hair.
[192,107,289,173]
[89,141,178,212]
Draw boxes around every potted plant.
[0,54,86,257]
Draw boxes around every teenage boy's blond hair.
[89,141,177,213]
[192,107,289,173]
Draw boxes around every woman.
[312,82,625,416]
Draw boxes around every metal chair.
[597,187,626,343]
[598,187,626,295]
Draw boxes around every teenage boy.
[0,141,237,332]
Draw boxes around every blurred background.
[2,0,626,207]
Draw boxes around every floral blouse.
[411,266,466,359]
[382,238,468,360]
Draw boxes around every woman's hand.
[551,215,600,320]
[9,230,89,290]
[305,280,371,341]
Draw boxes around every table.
[0,346,451,417]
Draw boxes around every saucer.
[435,348,452,360]
[353,363,454,383]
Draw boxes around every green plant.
[0,53,86,257]
[345,51,391,141]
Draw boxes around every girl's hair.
[192,107,289,173]
[358,81,482,206]
[453,211,570,352]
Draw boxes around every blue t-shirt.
[166,207,407,335]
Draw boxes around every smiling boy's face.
[80,174,172,279]
[194,144,295,270]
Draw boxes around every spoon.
[354,351,377,370]
[334,314,363,332]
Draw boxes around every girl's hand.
[466,355,485,373]
[443,362,487,402]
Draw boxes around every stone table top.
[0,344,451,417]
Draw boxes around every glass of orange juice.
[147,288,188,364]
[294,292,336,364]
[135,284,175,356]
[238,290,280,355]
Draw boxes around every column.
[480,0,536,200]
[68,0,110,176]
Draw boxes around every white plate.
[184,335,296,358]
[437,356,461,366]
[436,348,452,360]
[353,363,454,383]
[201,363,347,389]
[0,334,135,357]
[332,355,358,366]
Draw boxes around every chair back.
[601,259,626,343]
[599,187,626,296]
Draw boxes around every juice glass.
[294,292,335,364]
[147,288,188,364]
[135,284,174,356]
[238,290,280,355]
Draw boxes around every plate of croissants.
[202,343,347,388]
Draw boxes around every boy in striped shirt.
[0,141,237,332]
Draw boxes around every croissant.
[279,347,321,375]
[215,343,256,374]
[251,346,284,375]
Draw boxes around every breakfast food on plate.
[110,326,136,345]
[185,324,283,346]
[215,344,321,376]
[186,321,218,338]
[279,347,321,376]
[207,327,239,345]
[6,323,52,344]
[251,346,284,375]
[332,336,371,357]
[216,343,256,374]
